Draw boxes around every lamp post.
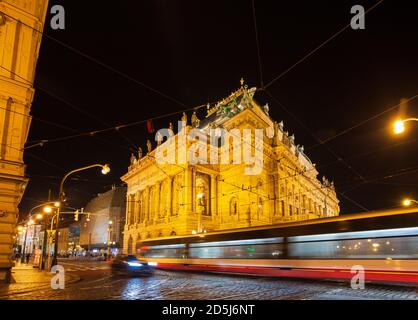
[20,225,29,263]
[107,220,113,259]
[393,118,418,134]
[51,164,110,268]
[39,202,60,270]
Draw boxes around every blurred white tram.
[138,208,418,285]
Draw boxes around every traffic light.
[74,210,79,221]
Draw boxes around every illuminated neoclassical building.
[122,81,339,254]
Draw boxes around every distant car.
[111,254,155,276]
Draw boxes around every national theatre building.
[121,81,339,254]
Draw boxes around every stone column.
[155,182,161,222]
[135,192,140,224]
[183,168,193,216]
[126,194,131,226]
[167,177,173,222]
[145,187,152,221]
[210,174,217,218]
[138,191,142,223]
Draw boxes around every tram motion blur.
[137,208,418,284]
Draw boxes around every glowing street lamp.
[101,164,110,175]
[393,118,418,135]
[36,213,43,220]
[403,199,418,206]
[43,206,52,213]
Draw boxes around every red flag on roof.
[147,119,154,133]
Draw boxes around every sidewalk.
[0,261,80,298]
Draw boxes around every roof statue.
[130,153,136,166]
[191,111,200,127]
[156,131,162,146]
[263,103,269,115]
[146,140,152,153]
[181,112,188,124]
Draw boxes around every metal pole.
[51,200,62,268]
[107,225,112,259]
[48,214,57,269]
[40,218,48,270]
[21,226,28,263]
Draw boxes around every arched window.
[230,197,238,215]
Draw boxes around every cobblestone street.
[1,260,417,300]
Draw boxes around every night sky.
[20,0,418,216]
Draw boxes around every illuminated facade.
[0,0,48,281]
[79,186,126,253]
[122,82,339,254]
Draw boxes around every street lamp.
[43,206,52,214]
[393,118,418,134]
[51,163,110,268]
[402,199,418,206]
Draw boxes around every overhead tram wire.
[0,64,138,153]
[264,90,370,194]
[251,0,264,88]
[24,102,207,150]
[316,136,418,171]
[339,164,418,196]
[0,63,210,150]
[263,0,385,90]
[36,86,138,150]
[306,93,418,150]
[0,11,187,109]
